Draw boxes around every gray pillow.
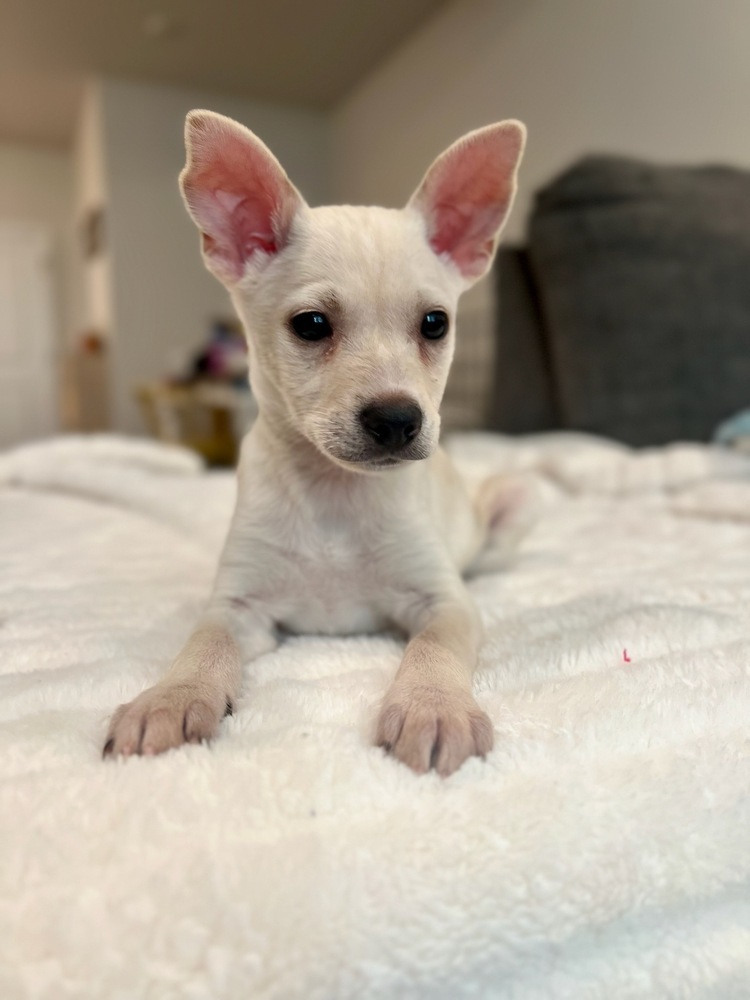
[527,156,750,445]
[487,248,559,433]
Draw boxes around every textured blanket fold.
[1,433,749,1000]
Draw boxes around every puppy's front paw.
[376,683,493,777]
[103,682,231,758]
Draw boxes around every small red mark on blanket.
[622,649,631,663]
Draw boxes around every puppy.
[104,111,527,776]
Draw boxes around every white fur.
[104,112,527,774]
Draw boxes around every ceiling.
[0,0,446,147]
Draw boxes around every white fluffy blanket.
[1,433,749,1000]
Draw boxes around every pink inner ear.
[430,200,507,275]
[416,128,521,280]
[183,118,298,282]
[215,189,278,255]
[194,186,279,278]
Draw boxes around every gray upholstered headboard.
[487,156,750,446]
[486,248,558,435]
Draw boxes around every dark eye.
[420,310,448,340]
[290,311,333,342]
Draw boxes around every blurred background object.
[136,317,253,465]
[492,157,750,445]
[0,0,748,455]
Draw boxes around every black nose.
[359,399,423,452]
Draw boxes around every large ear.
[179,110,305,285]
[408,121,526,284]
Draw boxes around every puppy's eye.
[291,311,332,342]
[420,310,448,340]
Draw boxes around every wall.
[0,143,72,235]
[0,141,74,345]
[331,0,750,422]
[98,78,331,434]
[0,141,76,431]
[333,0,750,234]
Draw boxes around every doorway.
[0,221,58,448]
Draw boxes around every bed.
[1,432,749,999]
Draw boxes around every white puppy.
[104,111,527,776]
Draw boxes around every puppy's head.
[180,112,525,471]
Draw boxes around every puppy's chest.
[252,519,392,635]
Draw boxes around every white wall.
[0,141,76,431]
[98,78,331,434]
[333,0,750,233]
[0,142,74,346]
[0,143,72,233]
[331,0,750,414]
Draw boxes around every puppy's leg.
[377,588,492,777]
[103,606,275,757]
[470,472,539,573]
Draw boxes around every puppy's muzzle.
[359,398,423,454]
